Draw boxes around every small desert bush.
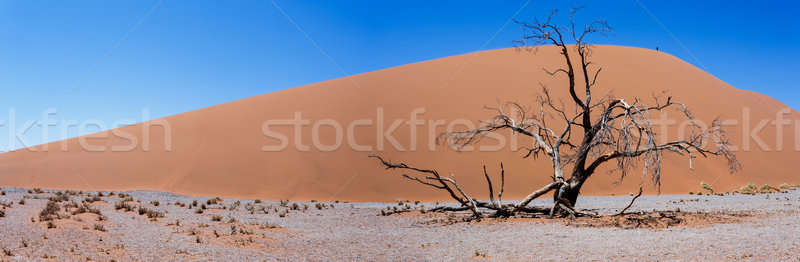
[279,199,289,207]
[3,248,12,256]
[151,201,160,207]
[254,199,261,204]
[18,199,25,205]
[191,200,198,207]
[229,200,241,211]
[63,201,79,210]
[137,207,164,219]
[290,203,299,210]
[39,201,61,221]
[32,188,44,194]
[114,201,134,212]
[71,203,101,216]
[47,221,56,229]
[740,183,759,194]
[0,210,5,218]
[48,194,69,203]
[700,181,714,194]
[85,196,102,203]
[211,215,222,222]
[195,208,204,214]
[760,184,779,193]
[206,197,222,205]
[93,224,107,232]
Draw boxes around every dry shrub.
[71,204,95,215]
[206,197,221,205]
[137,207,164,219]
[114,201,135,212]
[39,201,61,221]
[84,196,102,203]
[48,193,69,203]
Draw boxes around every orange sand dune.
[1,46,798,202]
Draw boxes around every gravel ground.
[1,188,798,261]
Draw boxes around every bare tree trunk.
[555,172,587,208]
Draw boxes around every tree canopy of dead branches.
[371,8,740,220]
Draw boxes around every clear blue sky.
[0,0,797,151]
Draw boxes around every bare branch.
[513,182,563,212]
[614,187,643,216]
[482,165,497,208]
[498,163,505,203]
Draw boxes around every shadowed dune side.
[0,45,798,202]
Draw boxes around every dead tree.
[371,8,739,219]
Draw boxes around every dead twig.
[615,187,643,216]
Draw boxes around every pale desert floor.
[1,188,799,261]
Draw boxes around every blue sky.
[0,0,797,151]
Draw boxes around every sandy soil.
[0,45,798,201]
[1,188,798,261]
